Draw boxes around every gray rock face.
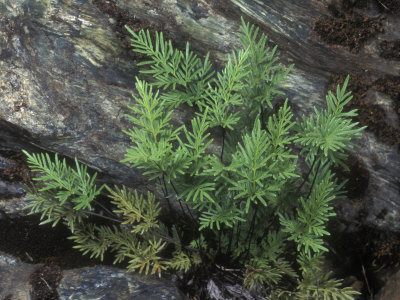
[0,252,38,300]
[0,252,185,300]
[0,0,399,232]
[58,266,185,300]
[375,268,400,300]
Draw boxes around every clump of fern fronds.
[24,17,365,299]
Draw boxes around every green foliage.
[22,151,103,231]
[24,16,364,298]
[295,75,365,169]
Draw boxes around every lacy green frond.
[180,109,213,175]
[69,223,113,261]
[295,75,366,169]
[124,238,168,275]
[169,250,201,273]
[126,26,214,105]
[244,257,284,289]
[122,79,190,179]
[203,48,249,129]
[23,151,104,211]
[199,204,244,230]
[239,16,293,114]
[227,119,280,212]
[280,166,337,255]
[106,185,161,234]
[298,271,360,300]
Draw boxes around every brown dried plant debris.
[313,4,384,53]
[30,264,62,300]
[374,0,400,13]
[379,40,400,60]
[0,150,32,184]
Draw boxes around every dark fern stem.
[260,104,266,130]
[93,199,118,218]
[295,152,320,197]
[160,175,174,217]
[305,158,327,202]
[237,207,258,261]
[170,179,198,227]
[220,127,226,162]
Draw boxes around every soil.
[328,221,400,297]
[0,213,105,300]
[374,0,400,13]
[313,3,384,53]
[379,40,400,60]
[30,265,63,300]
[0,150,32,184]
[313,0,400,55]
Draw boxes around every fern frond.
[202,48,249,129]
[23,151,104,211]
[244,257,284,289]
[106,185,160,234]
[169,251,192,273]
[239,16,293,113]
[295,76,366,169]
[227,119,280,213]
[199,204,244,230]
[280,167,337,254]
[298,270,360,300]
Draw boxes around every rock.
[0,252,186,300]
[0,149,31,217]
[0,251,41,300]
[0,2,400,298]
[375,268,400,300]
[58,266,186,300]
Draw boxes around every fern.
[295,75,366,169]
[23,16,364,299]
[106,185,160,234]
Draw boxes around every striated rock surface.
[0,252,185,300]
[0,251,39,300]
[0,0,399,232]
[58,266,185,300]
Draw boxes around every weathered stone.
[0,251,186,300]
[0,251,40,300]
[58,265,186,300]
[375,268,400,300]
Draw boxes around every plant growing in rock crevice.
[24,17,364,299]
